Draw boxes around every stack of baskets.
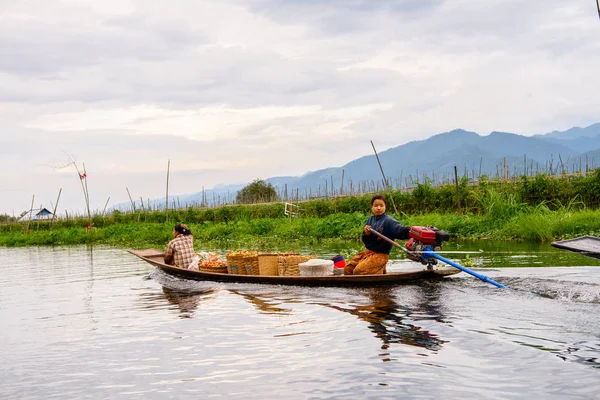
[226,250,316,276]
[277,254,316,276]
[226,250,259,275]
[257,252,299,276]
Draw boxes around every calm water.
[1,244,599,399]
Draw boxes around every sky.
[1,0,599,216]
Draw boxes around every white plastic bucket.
[298,259,334,276]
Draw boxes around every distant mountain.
[536,122,600,140]
[116,122,600,210]
[533,123,600,153]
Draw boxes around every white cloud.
[0,0,599,214]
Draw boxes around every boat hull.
[551,236,600,260]
[129,249,461,287]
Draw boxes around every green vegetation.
[236,179,279,204]
[1,171,599,248]
[0,214,17,224]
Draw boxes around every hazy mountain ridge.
[118,122,600,210]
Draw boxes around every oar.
[368,229,507,289]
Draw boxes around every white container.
[298,259,334,276]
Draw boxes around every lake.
[1,243,599,399]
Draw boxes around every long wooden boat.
[129,249,461,287]
[551,236,600,260]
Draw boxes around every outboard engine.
[405,226,450,267]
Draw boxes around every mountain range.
[141,122,600,209]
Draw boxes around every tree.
[236,179,279,204]
[0,214,16,223]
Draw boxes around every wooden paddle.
[368,229,507,289]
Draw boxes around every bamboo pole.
[50,188,62,228]
[370,140,399,214]
[102,197,110,217]
[38,204,45,231]
[82,163,91,225]
[26,194,35,234]
[71,161,91,225]
[126,187,136,212]
[454,166,462,215]
[165,159,170,223]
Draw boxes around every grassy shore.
[3,173,599,248]
[2,207,599,249]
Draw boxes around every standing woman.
[344,195,411,275]
[164,223,195,268]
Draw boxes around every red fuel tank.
[409,226,437,244]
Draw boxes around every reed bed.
[1,170,599,247]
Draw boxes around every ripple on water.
[1,246,600,399]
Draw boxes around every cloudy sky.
[1,0,599,216]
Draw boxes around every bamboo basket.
[277,254,316,276]
[226,251,259,275]
[258,253,279,276]
[245,254,259,275]
[258,252,299,276]
[258,252,300,276]
[199,265,228,274]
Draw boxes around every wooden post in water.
[454,166,462,215]
[370,140,399,214]
[165,159,170,223]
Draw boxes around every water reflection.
[161,287,220,318]
[229,289,292,314]
[323,286,446,352]
[152,283,446,353]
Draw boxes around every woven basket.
[277,254,316,276]
[258,252,300,276]
[258,253,279,276]
[246,253,259,275]
[227,251,259,275]
[199,265,228,274]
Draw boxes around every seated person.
[164,223,195,268]
[344,195,411,275]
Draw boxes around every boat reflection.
[160,287,220,318]
[154,283,446,352]
[321,285,446,352]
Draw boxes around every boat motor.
[405,226,450,268]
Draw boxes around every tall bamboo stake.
[370,140,399,214]
[82,163,91,224]
[102,197,110,217]
[26,194,35,234]
[165,159,170,223]
[126,187,136,212]
[50,188,62,228]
